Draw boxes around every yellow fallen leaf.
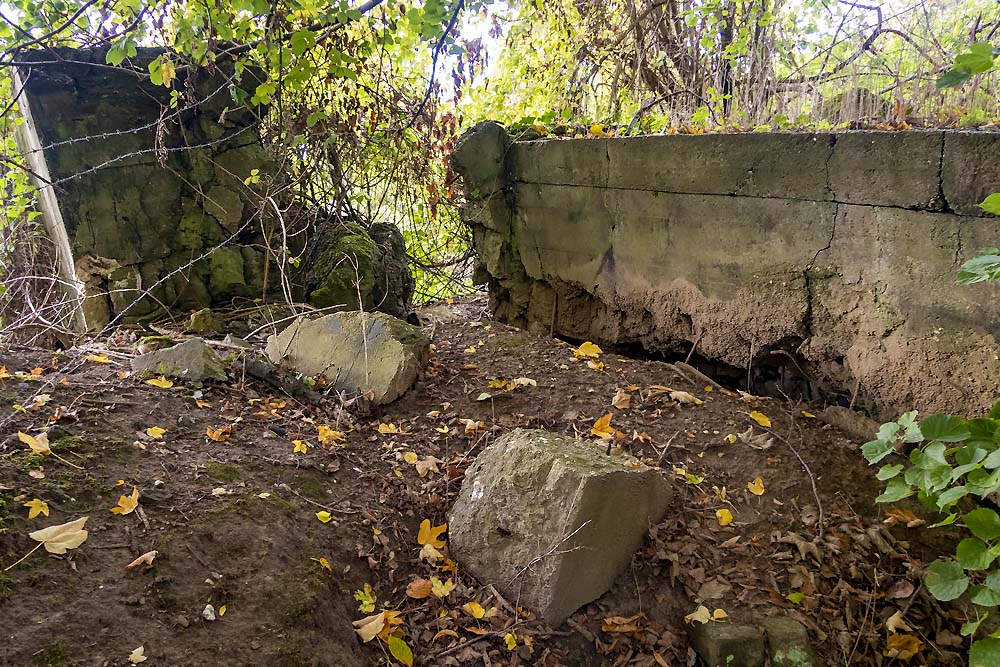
[18,431,51,455]
[884,508,925,528]
[464,345,477,354]
[504,632,517,650]
[378,423,399,435]
[206,424,233,442]
[591,413,616,439]
[293,440,308,454]
[435,425,450,434]
[431,577,455,598]
[432,629,460,643]
[724,433,737,444]
[589,123,607,137]
[354,583,377,613]
[316,511,332,523]
[716,508,734,526]
[311,556,333,572]
[712,608,728,620]
[23,498,49,519]
[145,426,166,439]
[573,341,603,358]
[29,516,89,554]
[747,477,765,496]
[86,354,112,364]
[749,411,771,428]
[219,604,227,617]
[462,601,490,619]
[111,487,140,515]
[801,410,816,418]
[403,451,418,464]
[417,519,447,548]
[317,425,346,445]
[146,376,174,389]
[884,633,923,660]
[684,605,712,625]
[128,645,148,664]
[587,360,605,371]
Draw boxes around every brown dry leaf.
[29,516,89,554]
[206,424,234,442]
[406,578,433,599]
[353,612,386,643]
[612,388,631,410]
[884,633,923,660]
[415,456,443,478]
[602,613,643,633]
[432,629,460,643]
[885,610,913,633]
[125,550,158,570]
[887,580,915,600]
[884,508,925,528]
[669,390,703,405]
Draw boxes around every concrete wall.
[453,123,1000,417]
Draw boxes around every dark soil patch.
[0,295,968,666]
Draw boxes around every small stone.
[202,604,216,622]
[187,308,223,334]
[763,617,818,667]
[223,334,252,348]
[689,622,765,667]
[132,338,228,383]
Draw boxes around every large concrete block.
[942,132,1000,216]
[606,133,832,199]
[511,138,610,187]
[265,311,429,404]
[448,429,672,625]
[828,131,943,209]
[451,121,511,197]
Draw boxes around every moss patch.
[204,462,242,483]
[296,475,328,502]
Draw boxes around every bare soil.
[0,295,969,666]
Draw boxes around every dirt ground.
[0,295,972,666]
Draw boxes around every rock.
[223,334,252,349]
[132,338,228,383]
[763,617,818,667]
[265,311,429,404]
[447,428,672,625]
[689,623,766,667]
[187,308,223,334]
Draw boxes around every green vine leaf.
[925,559,969,601]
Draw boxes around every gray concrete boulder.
[763,617,818,667]
[131,338,228,383]
[447,429,672,625]
[689,623,766,667]
[265,311,428,404]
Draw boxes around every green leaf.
[925,559,969,601]
[931,513,958,528]
[955,42,998,74]
[876,477,913,503]
[935,485,968,511]
[937,67,973,89]
[957,537,995,571]
[971,585,1000,606]
[387,635,414,667]
[980,194,1000,216]
[920,414,970,442]
[965,508,1000,541]
[963,613,988,636]
[876,464,903,480]
[971,638,1000,667]
[988,401,1000,420]
[862,438,894,465]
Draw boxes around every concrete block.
[942,132,1000,216]
[448,429,672,625]
[511,138,610,187]
[763,617,818,667]
[828,131,943,209]
[689,622,766,667]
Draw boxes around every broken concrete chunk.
[264,311,429,405]
[131,338,228,383]
[447,428,672,626]
[763,617,818,667]
[187,308,224,334]
[689,622,766,667]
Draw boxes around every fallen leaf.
[884,508,925,528]
[145,426,166,439]
[884,633,923,660]
[670,390,703,405]
[125,550,158,570]
[459,418,485,434]
[353,611,386,643]
[86,354,112,364]
[462,601,487,619]
[316,511,332,523]
[419,543,445,561]
[417,519,447,548]
[206,424,233,442]
[317,425,346,445]
[573,341,603,358]
[749,411,771,427]
[716,509,734,526]
[684,605,712,625]
[354,583,377,613]
[801,410,816,418]
[378,423,399,435]
[592,413,616,439]
[504,632,517,650]
[406,578,433,599]
[146,376,174,389]
[886,610,913,633]
[432,629,460,643]
[415,456,442,478]
[111,487,140,515]
[602,613,644,633]
[311,556,332,572]
[724,433,737,444]
[219,604,227,617]
[18,431,51,455]
[293,440,308,454]
[672,466,705,485]
[612,389,632,409]
[587,360,605,371]
[464,345,477,354]
[431,577,455,598]
[434,425,450,434]
[23,498,49,519]
[387,635,414,667]
[787,591,805,604]
[128,646,148,664]
[747,477,765,496]
[29,516,89,554]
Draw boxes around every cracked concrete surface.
[454,122,1000,418]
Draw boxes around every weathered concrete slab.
[606,133,832,199]
[942,132,1000,216]
[689,622,766,667]
[763,617,818,667]
[265,311,429,404]
[511,138,611,187]
[132,338,228,383]
[448,429,672,626]
[827,132,943,209]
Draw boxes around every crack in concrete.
[936,132,951,213]
[823,134,837,200]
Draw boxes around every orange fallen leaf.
[206,424,233,442]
